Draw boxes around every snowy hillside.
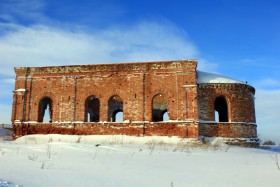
[0,130,279,187]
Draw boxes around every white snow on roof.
[196,70,244,84]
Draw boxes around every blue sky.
[0,0,280,142]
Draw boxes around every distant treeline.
[1,124,12,128]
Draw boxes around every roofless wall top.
[14,60,197,77]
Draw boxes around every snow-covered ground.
[0,128,279,187]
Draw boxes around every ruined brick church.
[12,60,258,144]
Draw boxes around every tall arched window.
[85,95,100,122]
[152,93,168,122]
[108,95,123,122]
[38,97,53,123]
[214,96,228,122]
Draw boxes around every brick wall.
[12,60,200,138]
[199,122,257,138]
[197,83,257,139]
[13,121,198,139]
[12,60,198,123]
[198,83,256,123]
[11,60,257,140]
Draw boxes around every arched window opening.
[38,97,53,123]
[214,96,228,122]
[152,93,168,122]
[85,95,100,122]
[163,110,169,121]
[108,95,123,122]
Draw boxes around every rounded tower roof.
[196,70,244,84]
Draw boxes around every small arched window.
[152,93,168,122]
[214,96,228,122]
[108,95,123,122]
[85,95,100,122]
[38,97,53,123]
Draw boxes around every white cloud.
[0,19,217,123]
[2,78,14,84]
[0,0,47,23]
[0,104,12,124]
[256,89,280,121]
[255,78,280,89]
[255,89,280,143]
[1,0,218,125]
[0,76,14,98]
[0,21,209,76]
[197,58,218,72]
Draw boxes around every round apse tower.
[196,71,258,146]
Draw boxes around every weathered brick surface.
[13,122,197,139]
[198,84,256,122]
[199,123,257,138]
[144,122,198,138]
[11,60,257,140]
[12,60,197,123]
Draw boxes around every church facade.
[12,60,258,145]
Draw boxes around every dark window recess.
[38,97,53,123]
[214,96,228,122]
[108,95,123,122]
[85,95,100,122]
[152,93,168,122]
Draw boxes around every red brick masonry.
[14,122,198,138]
[11,60,257,142]
[199,122,257,138]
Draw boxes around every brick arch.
[152,93,169,122]
[78,90,127,122]
[101,91,126,121]
[84,95,100,122]
[38,96,53,122]
[79,92,102,121]
[102,91,126,103]
[33,91,57,122]
[214,95,231,122]
[108,95,124,122]
[198,83,256,122]
[80,92,102,105]
[34,91,57,105]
